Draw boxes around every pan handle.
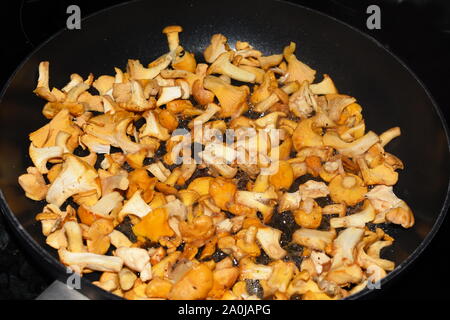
[36,280,89,300]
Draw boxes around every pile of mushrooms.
[18,25,414,300]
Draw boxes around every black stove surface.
[0,0,449,300]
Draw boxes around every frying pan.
[0,0,449,300]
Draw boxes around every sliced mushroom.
[329,227,365,269]
[140,110,171,141]
[18,167,49,201]
[283,42,316,83]
[59,249,123,273]
[323,131,379,158]
[115,247,150,273]
[118,190,152,221]
[330,201,375,228]
[256,227,287,260]
[299,180,329,199]
[292,228,336,252]
[204,34,229,63]
[29,144,63,174]
[127,56,172,80]
[203,76,249,118]
[235,188,278,223]
[208,52,256,83]
[310,74,338,95]
[46,154,100,207]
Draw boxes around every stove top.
[1,0,449,300]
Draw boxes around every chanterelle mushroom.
[46,154,100,207]
[256,227,287,260]
[30,108,82,151]
[283,42,316,84]
[120,80,155,112]
[235,188,278,222]
[203,75,249,118]
[115,247,150,273]
[329,227,365,269]
[323,131,379,158]
[330,201,375,228]
[299,180,329,199]
[157,86,183,107]
[127,56,172,80]
[208,52,256,83]
[292,117,324,151]
[324,94,356,122]
[310,74,338,95]
[357,157,398,186]
[140,110,171,141]
[33,61,57,101]
[278,191,301,212]
[292,228,336,252]
[162,25,183,52]
[29,144,63,174]
[59,249,123,273]
[168,263,214,300]
[288,81,318,119]
[365,185,414,228]
[18,167,49,201]
[204,34,229,63]
[118,190,152,221]
[113,117,143,154]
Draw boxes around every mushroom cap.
[162,25,183,34]
[292,117,324,151]
[329,174,367,206]
[20,26,410,300]
[294,199,323,229]
[18,166,49,201]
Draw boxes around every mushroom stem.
[162,25,183,52]
[208,52,256,83]
[59,249,123,273]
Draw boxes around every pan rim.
[0,0,449,300]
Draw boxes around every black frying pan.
[0,0,449,300]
